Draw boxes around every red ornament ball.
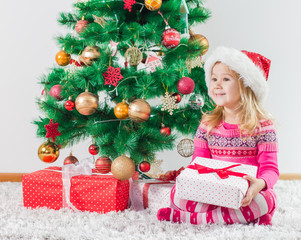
[89,144,99,155]
[177,77,195,95]
[160,125,171,136]
[161,28,181,49]
[139,161,151,173]
[50,85,62,100]
[95,156,112,174]
[63,153,78,165]
[65,99,75,111]
[172,92,181,103]
[75,20,89,33]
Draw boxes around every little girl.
[157,46,279,225]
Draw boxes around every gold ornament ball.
[38,141,60,163]
[75,91,99,115]
[111,155,136,181]
[128,99,151,123]
[177,138,194,158]
[79,46,101,66]
[145,0,162,11]
[188,30,209,56]
[124,47,143,66]
[114,101,129,119]
[55,50,71,66]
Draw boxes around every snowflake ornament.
[186,56,203,73]
[124,0,136,12]
[45,119,61,142]
[102,66,124,87]
[161,92,179,115]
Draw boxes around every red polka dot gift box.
[22,167,129,213]
[176,157,258,209]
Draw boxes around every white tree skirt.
[0,180,300,240]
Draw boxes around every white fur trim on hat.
[204,46,269,103]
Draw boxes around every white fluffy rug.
[0,181,301,240]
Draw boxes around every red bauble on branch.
[102,66,124,87]
[172,92,181,103]
[44,119,61,143]
[177,77,195,95]
[95,156,112,174]
[139,161,151,172]
[161,27,181,49]
[65,99,75,111]
[89,144,99,155]
[75,17,89,33]
[50,85,62,100]
[160,124,171,136]
[63,153,79,165]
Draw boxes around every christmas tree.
[35,0,212,178]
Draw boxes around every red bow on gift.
[187,163,246,179]
[158,167,185,181]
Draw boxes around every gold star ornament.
[93,14,108,28]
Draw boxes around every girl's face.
[209,62,241,110]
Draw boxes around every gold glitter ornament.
[111,155,136,180]
[124,47,143,66]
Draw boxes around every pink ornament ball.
[50,85,62,100]
[75,20,89,33]
[177,77,195,95]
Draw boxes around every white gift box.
[176,157,258,209]
[130,179,174,212]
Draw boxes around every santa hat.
[204,46,271,103]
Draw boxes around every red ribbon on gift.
[187,163,247,179]
[142,181,172,209]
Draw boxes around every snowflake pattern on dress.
[161,92,179,115]
[102,66,124,87]
[194,122,278,158]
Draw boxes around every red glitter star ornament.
[102,66,124,87]
[124,0,136,12]
[45,119,61,142]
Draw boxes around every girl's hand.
[241,175,266,207]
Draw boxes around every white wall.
[1,0,300,173]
